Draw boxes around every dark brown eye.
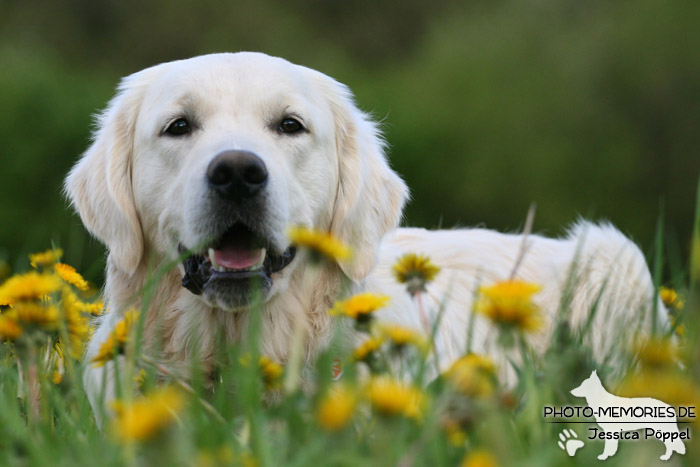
[165,118,192,136]
[278,117,305,134]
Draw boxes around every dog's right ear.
[64,69,156,275]
[304,69,409,282]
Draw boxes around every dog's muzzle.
[179,223,296,307]
[178,150,296,308]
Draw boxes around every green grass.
[1,185,699,466]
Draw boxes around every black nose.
[206,150,268,200]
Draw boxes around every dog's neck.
[103,255,348,380]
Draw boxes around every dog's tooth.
[208,248,219,269]
[252,248,266,270]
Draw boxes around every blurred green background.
[1,0,698,283]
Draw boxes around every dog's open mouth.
[179,223,296,298]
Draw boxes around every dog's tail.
[563,222,668,365]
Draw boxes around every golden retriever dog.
[65,52,664,417]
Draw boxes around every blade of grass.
[650,200,665,335]
[509,203,536,280]
[464,270,484,357]
[690,176,700,289]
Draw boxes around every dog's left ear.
[64,68,158,275]
[312,72,409,282]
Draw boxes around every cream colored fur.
[65,52,664,419]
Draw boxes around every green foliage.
[0,4,698,461]
[0,222,698,465]
[0,0,698,275]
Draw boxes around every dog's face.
[66,53,407,310]
[131,54,342,308]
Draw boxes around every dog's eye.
[278,117,305,135]
[164,118,192,136]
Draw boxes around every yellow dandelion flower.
[83,300,104,316]
[61,291,91,358]
[64,288,97,315]
[316,385,358,431]
[61,287,102,317]
[91,310,140,366]
[65,332,88,360]
[392,253,440,295]
[29,248,63,269]
[239,453,257,467]
[659,287,678,307]
[329,293,390,325]
[134,368,147,388]
[633,337,678,369]
[443,419,468,446]
[475,280,542,332]
[661,287,685,337]
[197,446,234,467]
[54,263,89,291]
[91,336,119,367]
[0,315,22,340]
[366,376,427,420]
[445,354,497,398]
[287,225,352,263]
[197,447,256,467]
[353,336,384,361]
[461,449,498,467]
[11,302,60,329]
[51,344,65,384]
[0,271,62,306]
[659,286,684,310]
[240,354,284,388]
[377,324,428,353]
[673,323,686,337]
[112,386,185,442]
[259,356,284,388]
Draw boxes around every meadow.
[1,2,698,465]
[0,188,698,467]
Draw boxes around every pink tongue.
[214,247,263,270]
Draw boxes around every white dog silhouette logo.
[570,370,686,461]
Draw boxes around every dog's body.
[571,371,686,460]
[65,53,664,416]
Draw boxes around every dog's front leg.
[82,311,124,428]
[82,357,120,428]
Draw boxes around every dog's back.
[372,223,665,378]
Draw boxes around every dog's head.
[65,53,407,310]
